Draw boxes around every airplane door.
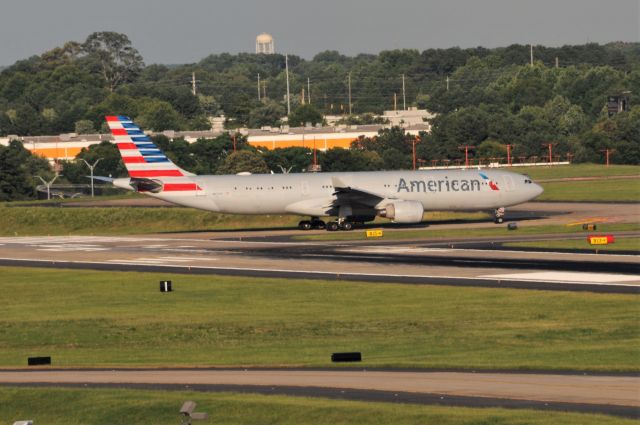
[301,181,310,197]
[501,175,515,192]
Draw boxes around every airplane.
[103,115,543,231]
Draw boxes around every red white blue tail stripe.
[106,116,201,193]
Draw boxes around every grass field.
[537,178,640,202]
[516,163,640,180]
[0,267,638,371]
[504,237,640,252]
[0,205,487,236]
[1,387,633,425]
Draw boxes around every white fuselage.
[134,169,543,219]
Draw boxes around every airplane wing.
[331,176,385,207]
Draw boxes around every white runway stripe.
[482,271,639,283]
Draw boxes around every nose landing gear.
[494,207,505,224]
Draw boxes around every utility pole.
[542,143,555,164]
[257,73,261,101]
[79,158,103,197]
[191,72,197,96]
[232,133,237,153]
[301,88,305,105]
[446,75,449,91]
[393,93,397,111]
[506,144,513,166]
[307,77,311,104]
[601,149,614,167]
[285,54,291,115]
[35,174,59,200]
[402,74,406,110]
[412,136,420,170]
[458,145,475,168]
[348,72,352,115]
[530,44,534,66]
[555,56,559,68]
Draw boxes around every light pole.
[79,158,102,197]
[34,174,60,200]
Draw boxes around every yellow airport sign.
[366,229,384,238]
[587,235,614,245]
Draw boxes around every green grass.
[504,237,640,252]
[0,205,302,236]
[1,387,633,425]
[0,267,638,371]
[537,178,640,202]
[0,205,488,236]
[516,163,640,180]
[296,222,640,242]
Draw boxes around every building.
[255,33,275,54]
[0,123,431,163]
[382,107,435,126]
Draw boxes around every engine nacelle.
[378,201,424,223]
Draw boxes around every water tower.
[256,33,275,54]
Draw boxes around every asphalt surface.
[1,369,638,418]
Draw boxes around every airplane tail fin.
[105,116,201,194]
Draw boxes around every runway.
[1,369,638,418]
[0,231,638,293]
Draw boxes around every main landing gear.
[326,218,354,232]
[298,218,326,230]
[298,218,355,231]
[494,207,505,224]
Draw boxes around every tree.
[135,99,184,131]
[319,148,383,172]
[61,141,126,184]
[0,140,52,200]
[83,32,144,92]
[216,150,269,174]
[288,104,323,127]
[262,147,313,173]
[75,120,95,134]
[249,101,285,128]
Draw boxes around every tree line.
[0,33,638,200]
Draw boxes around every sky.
[1,0,638,66]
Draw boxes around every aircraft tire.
[298,220,313,230]
[312,220,326,229]
[495,217,504,224]
[326,221,340,231]
[340,222,354,231]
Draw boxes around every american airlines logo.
[397,177,485,193]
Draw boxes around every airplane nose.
[533,183,544,198]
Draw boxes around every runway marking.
[342,246,453,254]
[482,271,640,284]
[31,244,110,252]
[160,248,219,254]
[156,256,212,261]
[565,217,608,226]
[338,244,639,258]
[141,244,168,248]
[107,256,218,264]
[0,236,166,244]
[5,257,634,288]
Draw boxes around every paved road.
[2,369,638,417]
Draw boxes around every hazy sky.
[1,0,638,66]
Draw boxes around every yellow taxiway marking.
[566,217,608,226]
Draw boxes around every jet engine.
[378,200,424,223]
